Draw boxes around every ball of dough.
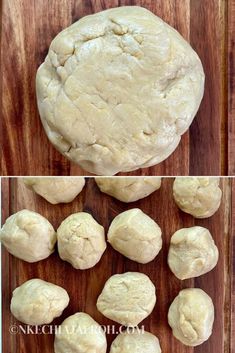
[54,312,107,353]
[95,177,161,202]
[10,279,69,325]
[0,209,56,262]
[168,226,219,280]
[97,272,156,326]
[108,208,162,264]
[173,177,222,218]
[168,288,214,346]
[110,329,162,353]
[57,212,106,269]
[23,177,85,204]
[36,6,204,175]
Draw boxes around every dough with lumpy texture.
[168,288,214,346]
[36,6,205,175]
[173,177,222,218]
[97,272,156,326]
[54,312,107,353]
[0,209,56,262]
[95,177,161,202]
[57,212,106,269]
[110,329,162,353]
[23,177,85,204]
[108,208,162,263]
[10,279,69,325]
[168,226,219,280]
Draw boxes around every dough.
[168,288,214,346]
[10,279,69,325]
[110,329,162,353]
[173,177,222,218]
[168,226,219,280]
[36,6,204,175]
[97,272,156,326]
[54,312,107,353]
[108,208,162,263]
[23,177,85,204]
[95,177,161,202]
[57,212,106,269]
[0,209,56,262]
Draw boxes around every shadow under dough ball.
[36,6,204,175]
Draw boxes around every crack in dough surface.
[36,6,205,175]
[10,279,69,325]
[110,329,162,353]
[96,272,156,326]
[168,226,219,280]
[57,212,106,270]
[168,288,214,346]
[0,209,56,263]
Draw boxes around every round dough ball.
[23,177,85,204]
[110,329,162,353]
[108,208,162,264]
[168,288,214,346]
[168,226,219,280]
[57,212,106,269]
[10,279,69,325]
[97,272,156,326]
[95,177,161,202]
[0,209,56,262]
[54,312,107,353]
[173,177,222,218]
[36,6,204,175]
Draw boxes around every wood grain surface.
[1,0,231,176]
[1,177,234,353]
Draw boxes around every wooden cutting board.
[1,177,234,353]
[1,0,232,176]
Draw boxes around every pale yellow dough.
[168,288,214,346]
[168,226,219,280]
[95,177,161,202]
[54,312,107,353]
[10,279,69,325]
[0,209,56,262]
[110,329,162,353]
[57,212,106,269]
[36,6,204,175]
[173,177,222,218]
[97,272,156,326]
[108,208,162,263]
[23,177,85,204]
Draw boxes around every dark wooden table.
[1,0,233,176]
[1,177,234,353]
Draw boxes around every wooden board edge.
[222,178,233,353]
[228,0,235,176]
[1,178,11,353]
[230,178,235,352]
